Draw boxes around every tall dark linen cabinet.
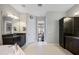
[59,17,79,55]
[59,18,65,48]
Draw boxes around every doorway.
[36,16,46,42]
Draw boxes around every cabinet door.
[74,17,79,35]
[59,18,64,48]
[65,36,79,55]
[3,37,14,45]
[64,17,74,35]
[69,38,79,54]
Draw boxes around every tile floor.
[23,42,73,55]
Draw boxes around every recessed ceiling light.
[38,4,43,7]
[22,4,26,7]
[74,12,79,16]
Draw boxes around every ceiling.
[11,4,74,16]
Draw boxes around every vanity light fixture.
[22,4,26,7]
[7,14,19,19]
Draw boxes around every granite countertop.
[65,36,79,39]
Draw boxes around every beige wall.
[46,12,66,43]
[0,9,2,45]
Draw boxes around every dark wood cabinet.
[59,17,79,55]
[59,18,65,48]
[2,33,26,47]
[65,36,79,54]
[3,36,19,45]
